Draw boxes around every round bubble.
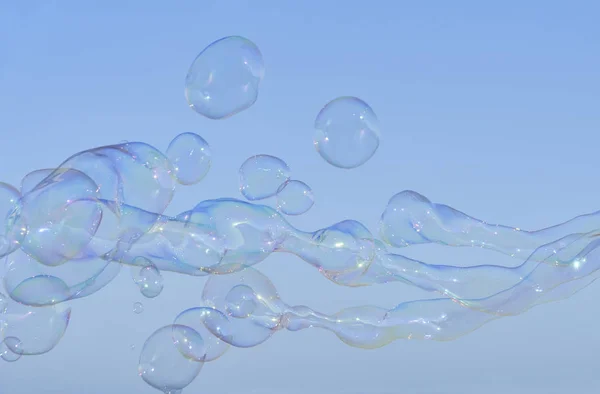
[133,302,144,314]
[18,168,103,267]
[185,36,265,120]
[0,182,25,258]
[314,96,380,169]
[202,265,282,348]
[138,324,204,393]
[239,155,291,201]
[1,299,71,355]
[0,337,21,362]
[225,285,257,318]
[174,307,230,362]
[166,133,212,185]
[276,180,314,216]
[132,258,164,298]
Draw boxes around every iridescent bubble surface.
[0,182,25,258]
[138,324,204,393]
[185,36,265,120]
[0,337,21,362]
[314,96,380,169]
[173,307,230,362]
[276,180,314,215]
[166,132,211,185]
[133,302,144,314]
[239,155,291,201]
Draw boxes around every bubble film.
[314,96,380,169]
[185,36,265,120]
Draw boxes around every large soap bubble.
[185,36,265,120]
[314,96,380,169]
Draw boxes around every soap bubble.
[174,307,231,362]
[133,302,144,314]
[138,324,204,393]
[239,155,291,201]
[132,257,164,299]
[185,36,265,120]
[225,285,257,318]
[314,96,380,169]
[166,132,211,185]
[276,180,314,215]
[0,292,7,313]
[0,337,22,362]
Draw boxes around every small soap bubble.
[314,96,380,169]
[132,258,164,299]
[225,284,257,318]
[239,155,291,201]
[185,36,265,120]
[133,302,144,314]
[138,325,204,393]
[276,180,314,216]
[0,337,22,362]
[166,133,211,185]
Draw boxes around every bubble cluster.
[1,36,595,394]
[238,155,315,216]
[314,96,380,169]
[185,36,265,120]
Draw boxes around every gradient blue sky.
[1,2,599,393]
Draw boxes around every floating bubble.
[0,182,25,258]
[185,36,265,120]
[239,155,291,201]
[275,180,314,215]
[314,96,380,169]
[138,324,204,393]
[134,302,144,314]
[202,265,283,348]
[18,168,103,267]
[131,257,164,298]
[1,299,71,355]
[0,337,22,362]
[173,307,230,362]
[166,133,211,185]
[4,249,120,307]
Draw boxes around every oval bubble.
[138,324,204,393]
[0,337,22,362]
[201,265,282,348]
[4,249,120,306]
[239,155,291,201]
[0,182,25,258]
[133,302,144,314]
[185,36,265,120]
[1,299,71,355]
[276,180,314,216]
[18,168,102,267]
[174,307,230,362]
[314,96,380,169]
[166,133,212,185]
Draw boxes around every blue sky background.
[1,1,599,393]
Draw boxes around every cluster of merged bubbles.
[1,37,593,394]
[238,154,314,215]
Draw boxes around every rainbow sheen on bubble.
[239,155,291,201]
[314,96,380,169]
[166,132,211,185]
[185,36,265,120]
[276,180,314,216]
[138,324,205,393]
